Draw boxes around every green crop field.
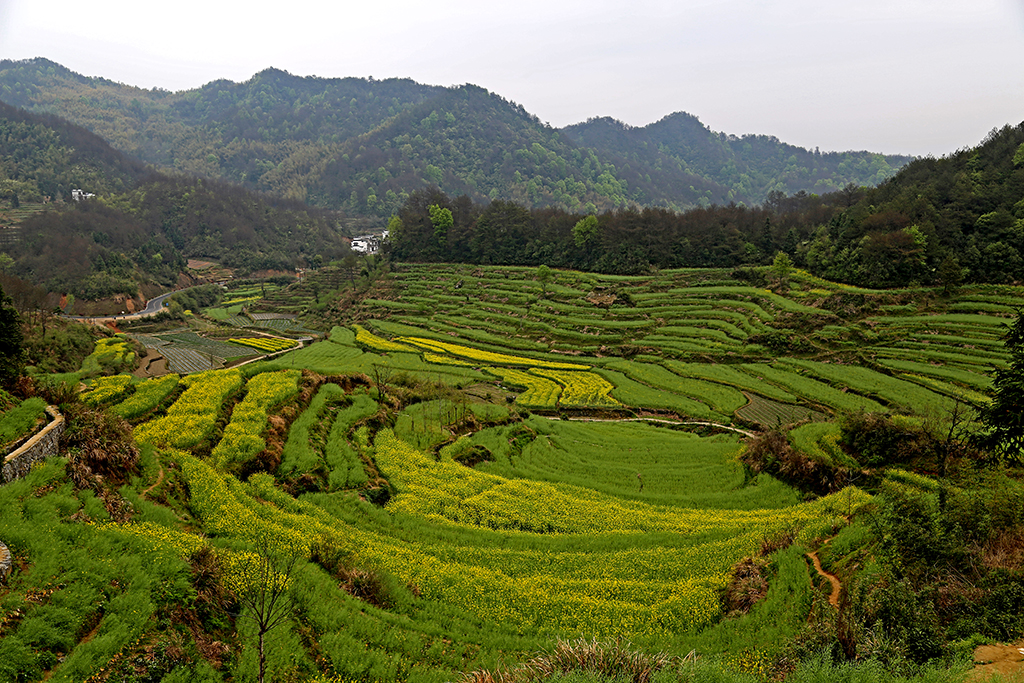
[875,358,993,390]
[735,394,823,429]
[782,359,956,414]
[474,417,800,509]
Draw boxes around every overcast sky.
[1,0,1022,157]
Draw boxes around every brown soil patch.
[134,353,169,379]
[971,641,1024,681]
[586,292,617,307]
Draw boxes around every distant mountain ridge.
[564,113,904,203]
[1,80,1022,297]
[0,58,912,217]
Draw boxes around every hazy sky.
[1,0,1022,157]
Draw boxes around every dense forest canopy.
[564,113,905,202]
[10,177,349,298]
[0,58,911,217]
[0,99,151,203]
[390,122,1024,288]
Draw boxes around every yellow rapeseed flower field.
[399,336,588,370]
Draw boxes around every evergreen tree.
[0,284,24,387]
[980,310,1024,464]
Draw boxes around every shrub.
[722,557,770,616]
[462,638,675,683]
[740,430,841,495]
[61,402,140,489]
[839,412,937,467]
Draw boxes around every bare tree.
[229,535,301,683]
[371,362,394,401]
[937,396,974,513]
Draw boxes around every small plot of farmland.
[869,312,1012,371]
[0,393,48,450]
[735,394,826,430]
[134,330,260,374]
[474,417,801,509]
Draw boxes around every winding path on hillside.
[806,548,842,608]
[141,465,165,498]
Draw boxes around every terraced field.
[89,365,863,682]
[331,265,1014,426]
[14,265,1020,683]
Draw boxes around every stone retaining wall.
[2,406,64,483]
[0,541,10,582]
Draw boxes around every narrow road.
[137,291,175,316]
[60,289,183,324]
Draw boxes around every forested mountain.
[0,102,350,299]
[0,99,151,203]
[391,122,1024,287]
[1,79,1020,298]
[3,58,1020,294]
[800,123,1024,286]
[0,59,442,191]
[563,113,909,204]
[302,84,725,215]
[0,58,912,216]
[11,176,349,298]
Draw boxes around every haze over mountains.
[0,58,912,216]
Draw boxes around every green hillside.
[0,99,150,204]
[0,58,912,216]
[799,122,1024,286]
[0,101,354,300]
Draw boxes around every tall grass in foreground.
[460,640,972,683]
[0,461,189,683]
